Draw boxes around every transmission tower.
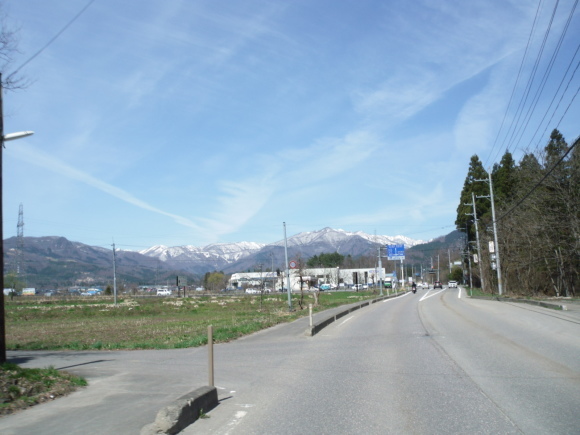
[15,204,24,281]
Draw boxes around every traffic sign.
[289,260,297,269]
[387,244,405,260]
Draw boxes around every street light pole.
[0,73,35,363]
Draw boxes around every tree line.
[455,129,578,297]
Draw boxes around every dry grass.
[6,291,377,350]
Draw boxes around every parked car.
[352,284,364,291]
[434,281,443,289]
[319,284,331,291]
[448,281,457,288]
[156,289,171,296]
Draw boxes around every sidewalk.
[0,347,211,435]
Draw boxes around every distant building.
[230,267,396,291]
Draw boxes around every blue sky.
[2,0,579,250]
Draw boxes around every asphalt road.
[190,289,580,434]
[2,289,579,434]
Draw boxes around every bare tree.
[0,5,24,89]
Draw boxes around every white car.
[448,281,457,288]
[156,289,171,296]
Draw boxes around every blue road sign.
[387,244,405,260]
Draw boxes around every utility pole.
[283,222,292,311]
[465,193,485,292]
[0,74,34,363]
[467,244,473,292]
[448,249,451,274]
[476,173,503,295]
[270,252,275,291]
[0,73,6,364]
[112,243,117,305]
[377,246,383,296]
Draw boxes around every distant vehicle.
[448,281,457,288]
[353,284,364,291]
[434,281,443,289]
[245,288,260,294]
[195,287,205,291]
[319,284,331,291]
[156,289,171,296]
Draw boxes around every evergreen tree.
[455,155,490,239]
[492,151,517,204]
[307,252,344,268]
[544,129,568,170]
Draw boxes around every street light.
[3,131,34,142]
[0,72,35,363]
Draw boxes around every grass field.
[6,291,378,351]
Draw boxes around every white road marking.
[458,287,462,298]
[382,292,412,302]
[419,288,446,301]
[224,410,248,435]
[339,316,354,326]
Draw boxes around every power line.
[496,0,560,163]
[7,0,96,79]
[509,0,579,154]
[529,44,580,152]
[485,0,544,168]
[497,133,579,223]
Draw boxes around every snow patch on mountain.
[272,227,425,248]
[140,241,265,264]
[140,228,425,268]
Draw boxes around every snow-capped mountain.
[276,227,424,249]
[139,228,426,273]
[139,241,265,273]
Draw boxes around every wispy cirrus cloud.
[9,143,203,232]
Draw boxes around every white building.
[230,267,397,292]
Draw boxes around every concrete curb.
[305,291,406,336]
[499,297,567,311]
[469,295,567,311]
[140,386,218,435]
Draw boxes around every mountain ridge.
[4,228,433,288]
